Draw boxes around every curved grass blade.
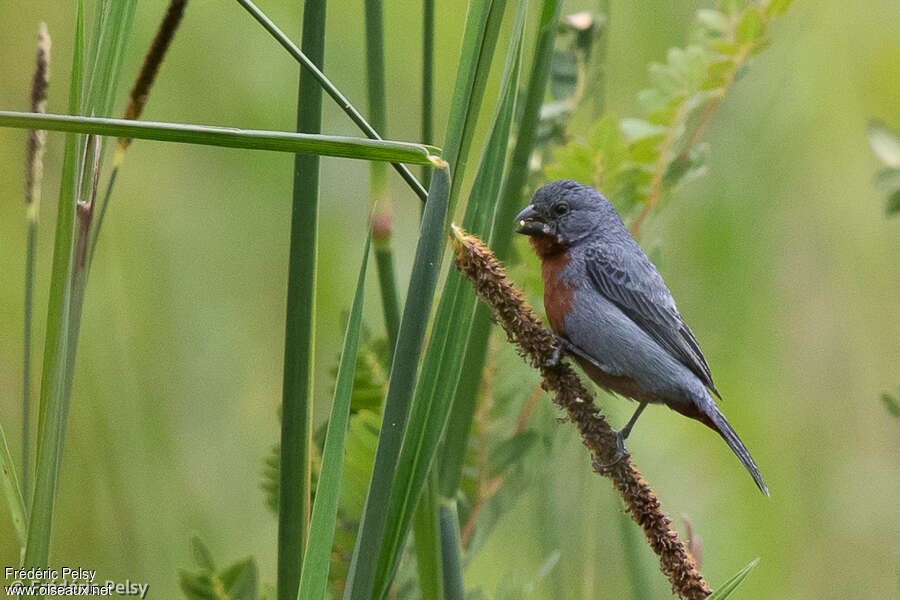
[707,558,760,599]
[297,229,372,600]
[278,2,326,599]
[234,0,428,202]
[0,112,440,165]
[372,4,527,594]
[342,165,450,600]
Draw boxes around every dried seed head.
[24,22,51,210]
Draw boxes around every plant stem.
[421,0,434,190]
[277,1,325,599]
[365,0,401,353]
[412,470,444,600]
[234,0,428,202]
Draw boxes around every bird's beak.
[515,204,549,237]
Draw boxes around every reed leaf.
[297,228,372,600]
[0,111,440,165]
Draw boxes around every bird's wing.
[584,244,719,396]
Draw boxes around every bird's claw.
[541,336,570,369]
[595,430,628,469]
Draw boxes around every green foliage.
[544,1,793,223]
[866,120,900,216]
[707,558,760,599]
[179,537,259,600]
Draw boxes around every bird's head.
[515,180,619,256]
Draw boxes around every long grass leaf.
[373,5,526,593]
[278,1,326,599]
[342,165,451,600]
[22,1,85,575]
[297,230,372,600]
[0,112,440,165]
[438,502,465,600]
[438,0,563,500]
[411,470,443,600]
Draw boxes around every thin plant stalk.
[234,0,428,202]
[365,0,401,352]
[412,469,444,600]
[421,0,434,189]
[23,22,51,506]
[277,1,325,598]
[439,500,465,600]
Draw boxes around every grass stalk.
[412,470,444,600]
[0,424,26,550]
[277,1,325,598]
[342,164,451,600]
[22,21,51,507]
[421,0,434,189]
[0,111,439,165]
[297,227,372,600]
[364,0,401,352]
[234,0,428,202]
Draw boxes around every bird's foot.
[542,336,572,369]
[594,430,628,469]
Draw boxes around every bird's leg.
[595,401,648,469]
[542,335,574,368]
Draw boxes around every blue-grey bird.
[515,179,768,495]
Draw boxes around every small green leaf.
[766,0,795,17]
[190,536,216,570]
[887,189,900,215]
[708,558,760,599]
[867,120,900,168]
[737,8,765,44]
[708,60,734,78]
[882,392,900,418]
[714,40,741,55]
[620,118,666,141]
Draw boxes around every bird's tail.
[698,397,769,496]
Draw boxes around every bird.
[515,179,768,495]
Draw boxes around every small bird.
[515,179,768,495]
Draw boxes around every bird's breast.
[541,251,575,334]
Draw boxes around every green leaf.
[178,547,259,600]
[736,8,765,44]
[190,536,216,571]
[766,0,795,17]
[412,471,444,600]
[0,422,26,548]
[867,120,900,168]
[298,227,372,600]
[371,4,528,594]
[882,392,900,418]
[0,111,440,165]
[277,3,326,599]
[487,431,539,476]
[714,40,741,55]
[342,166,451,600]
[707,558,760,599]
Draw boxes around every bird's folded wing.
[585,244,719,397]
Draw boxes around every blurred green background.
[1,0,898,598]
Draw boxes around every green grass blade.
[234,0,428,202]
[707,558,760,599]
[342,165,451,600]
[438,0,562,500]
[364,0,401,353]
[278,2,326,599]
[0,112,440,165]
[0,423,26,548]
[372,4,526,593]
[22,1,85,576]
[412,470,443,600]
[438,501,465,600]
[297,230,372,600]
[421,0,435,189]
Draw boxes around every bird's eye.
[552,202,569,217]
